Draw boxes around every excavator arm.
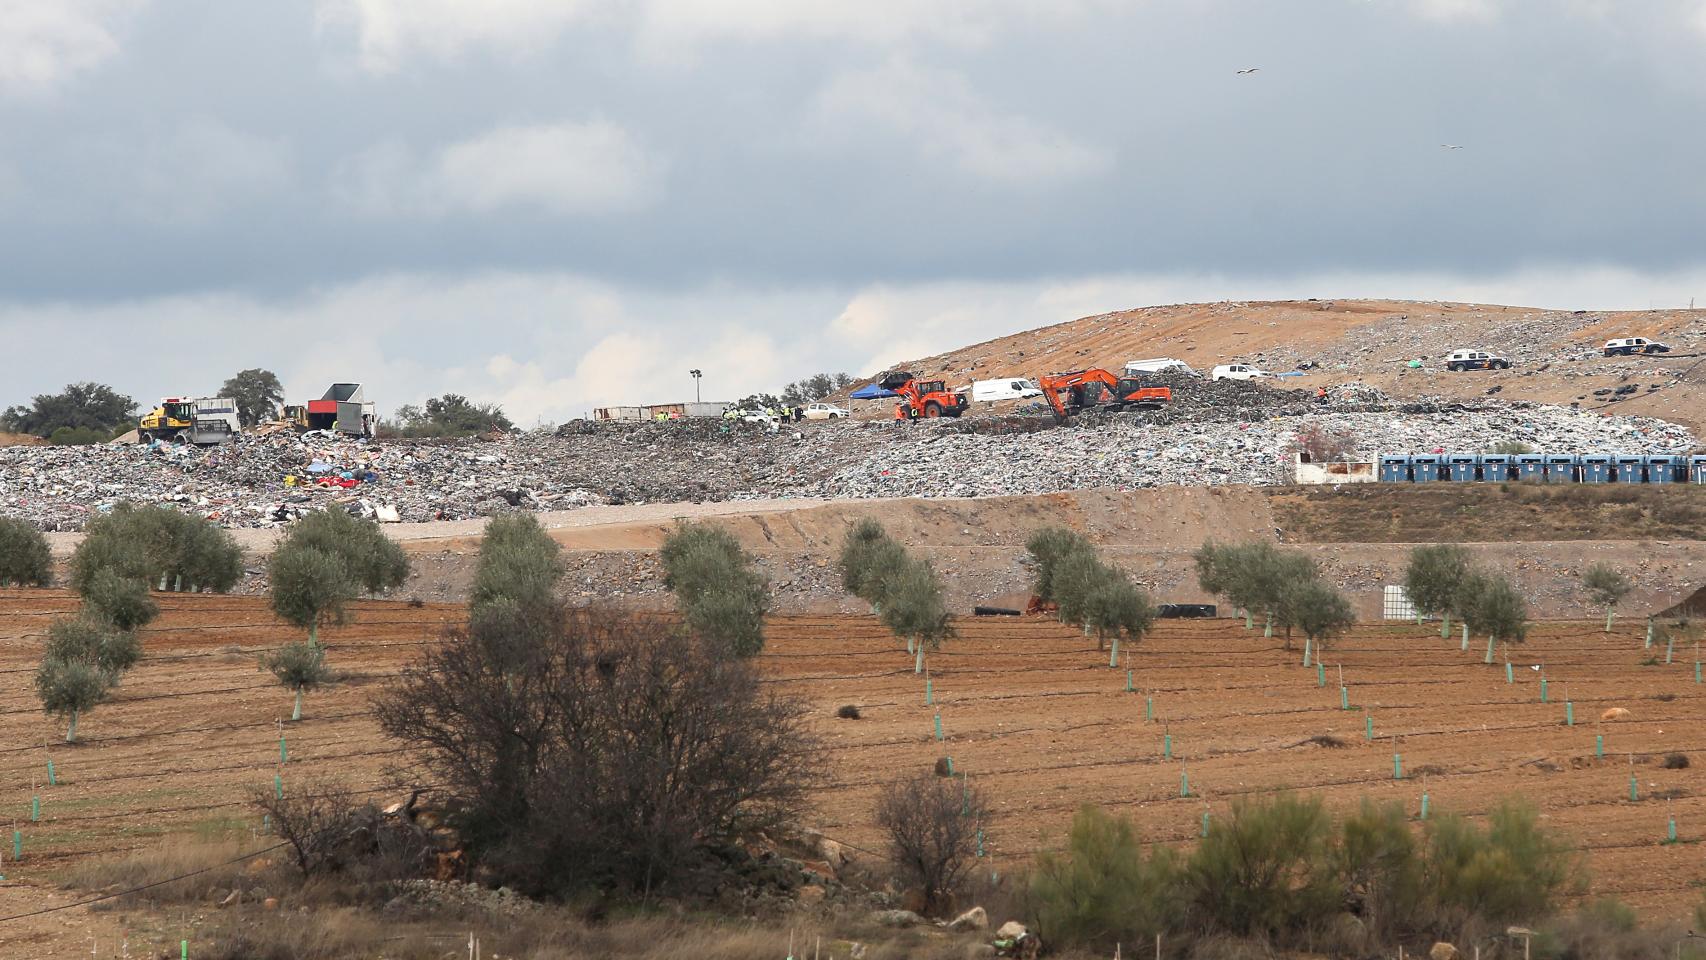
[1036,369,1123,422]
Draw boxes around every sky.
[4,0,1706,423]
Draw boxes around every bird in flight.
[1440,144,1464,149]
[1236,68,1259,75]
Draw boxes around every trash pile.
[0,389,1695,531]
[785,400,1697,500]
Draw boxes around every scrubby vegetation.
[661,521,770,656]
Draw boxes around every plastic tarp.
[849,383,898,399]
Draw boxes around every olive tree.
[269,545,355,645]
[0,516,52,586]
[277,508,408,595]
[263,641,330,721]
[839,518,906,614]
[69,503,243,594]
[1404,544,1472,636]
[882,557,954,674]
[1461,571,1529,663]
[81,569,158,632]
[1286,579,1356,658]
[1027,526,1096,614]
[1082,568,1156,665]
[45,615,141,677]
[661,521,770,657]
[35,657,110,743]
[1580,563,1631,633]
[471,514,563,615]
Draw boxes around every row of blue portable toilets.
[1380,454,1706,484]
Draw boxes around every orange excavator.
[1036,369,1171,422]
[880,371,969,419]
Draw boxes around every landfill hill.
[851,298,1706,435]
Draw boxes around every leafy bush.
[82,568,158,632]
[1029,805,1183,951]
[875,773,991,917]
[48,425,114,445]
[386,394,513,438]
[374,605,817,898]
[1334,800,1424,942]
[269,546,355,644]
[0,516,52,586]
[1424,800,1576,926]
[1581,562,1631,632]
[1185,794,1338,939]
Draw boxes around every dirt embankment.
[379,486,1706,619]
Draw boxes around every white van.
[1124,358,1197,377]
[970,378,1043,403]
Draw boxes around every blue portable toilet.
[1516,453,1545,482]
[1411,455,1441,482]
[1379,455,1411,483]
[1645,455,1680,484]
[1693,455,1706,484]
[1447,454,1478,482]
[1613,455,1645,483]
[1581,454,1613,483]
[1545,454,1578,483]
[1479,454,1512,482]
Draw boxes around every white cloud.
[131,119,294,223]
[314,0,599,73]
[1402,0,1501,23]
[638,0,1095,48]
[0,0,143,97]
[336,121,664,217]
[814,60,1113,185]
[5,264,1706,427]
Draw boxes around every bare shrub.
[253,780,364,877]
[61,835,273,908]
[837,704,862,719]
[874,772,990,917]
[374,605,817,898]
[1661,753,1689,770]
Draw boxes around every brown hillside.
[847,299,1706,435]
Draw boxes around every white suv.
[1444,349,1510,371]
[803,402,849,420]
[1603,337,1671,356]
[1211,363,1273,381]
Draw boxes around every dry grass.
[190,910,982,960]
[59,834,283,909]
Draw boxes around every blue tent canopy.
[849,382,898,399]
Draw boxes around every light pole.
[690,369,702,403]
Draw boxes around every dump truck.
[138,397,241,445]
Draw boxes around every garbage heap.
[0,390,1694,531]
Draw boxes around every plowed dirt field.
[2,588,1703,936]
